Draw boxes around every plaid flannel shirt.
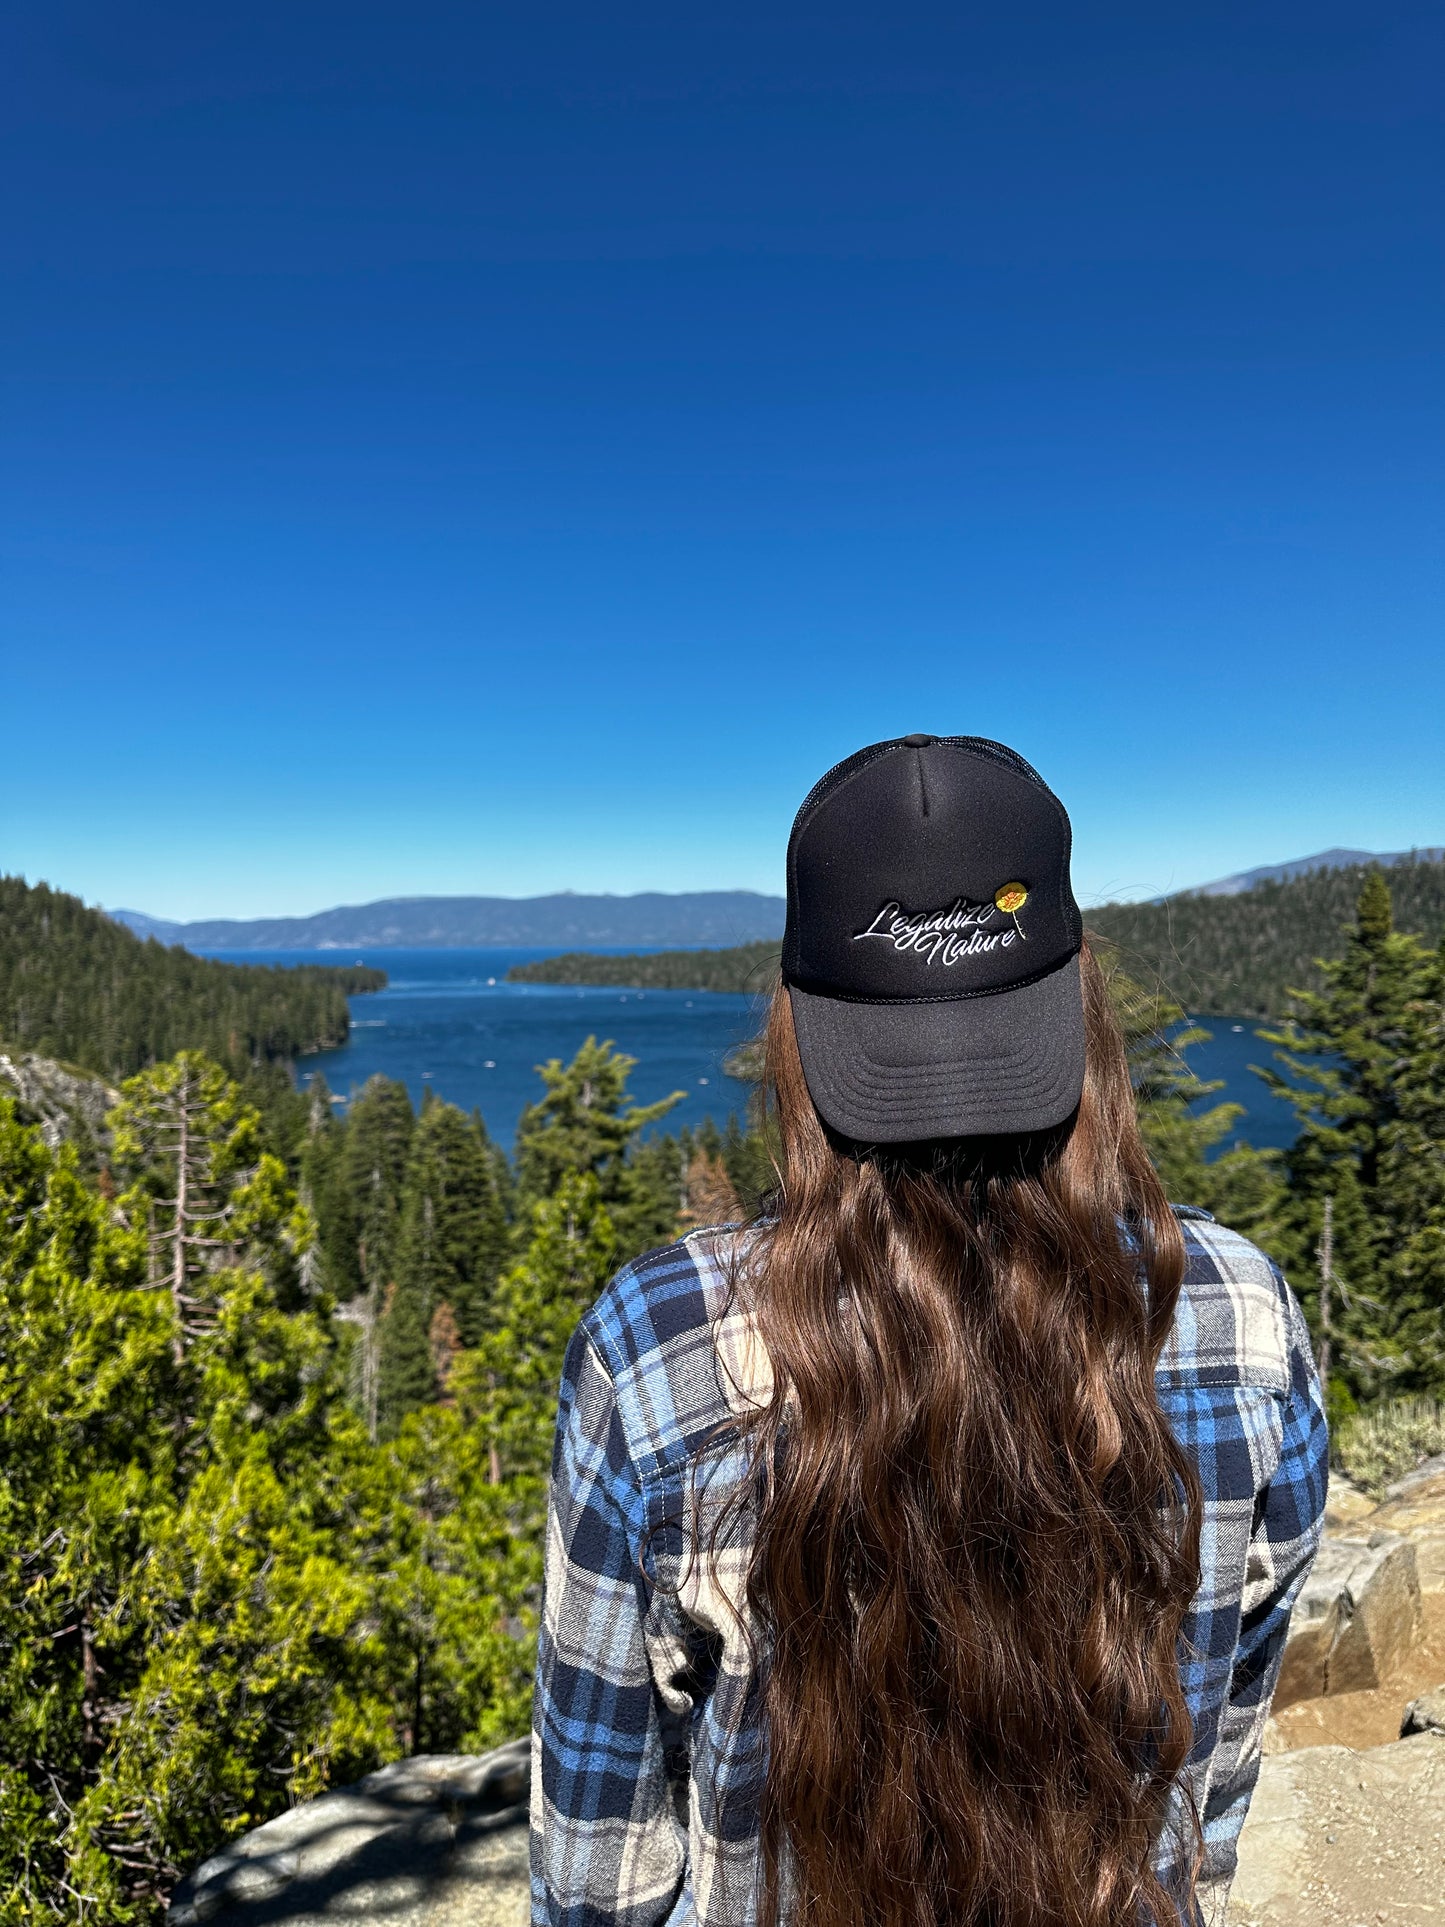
[532,1209,1328,1927]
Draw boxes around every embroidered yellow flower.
[994,882,1028,915]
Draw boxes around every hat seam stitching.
[783,949,1080,1006]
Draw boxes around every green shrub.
[1335,1397,1445,1495]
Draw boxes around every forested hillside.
[1089,855,1445,1015]
[0,877,384,1077]
[508,938,781,994]
[508,856,1445,1017]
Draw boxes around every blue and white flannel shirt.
[531,1209,1328,1927]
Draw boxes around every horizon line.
[79,840,1445,930]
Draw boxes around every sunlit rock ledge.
[170,1742,531,1926]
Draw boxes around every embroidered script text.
[853,898,1022,968]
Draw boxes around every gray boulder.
[169,1741,530,1927]
[1275,1530,1420,1706]
[1228,1730,1445,1925]
[1401,1686,1445,1737]
[1367,1462,1445,1594]
[1384,1451,1445,1501]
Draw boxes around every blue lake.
[204,948,1301,1155]
[207,948,763,1146]
[1176,1015,1298,1156]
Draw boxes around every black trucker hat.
[782,734,1085,1142]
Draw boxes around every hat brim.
[787,953,1085,1144]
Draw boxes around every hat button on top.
[900,733,935,747]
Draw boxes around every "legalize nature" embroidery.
[853,883,1030,968]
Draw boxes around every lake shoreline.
[199,947,1299,1157]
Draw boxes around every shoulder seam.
[1161,1218,1294,1392]
[576,1319,618,1385]
[577,1241,719,1501]
[578,1266,637,1384]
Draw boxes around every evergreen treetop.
[375,1093,511,1435]
[514,1035,684,1204]
[1261,871,1445,1399]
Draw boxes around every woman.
[532,735,1327,1927]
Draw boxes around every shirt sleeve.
[531,1322,689,1927]
[1197,1277,1329,1912]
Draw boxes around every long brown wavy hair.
[734,939,1202,1927]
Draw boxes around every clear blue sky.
[3,3,1441,919]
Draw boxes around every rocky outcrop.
[1241,1454,1445,1917]
[1273,1464,1445,1709]
[164,1729,1445,1927]
[171,1460,1445,1925]
[169,1742,530,1926]
[1368,1455,1445,1594]
[1275,1529,1420,1705]
[1320,1474,1376,1533]
[0,1048,116,1156]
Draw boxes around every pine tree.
[514,1036,683,1206]
[374,1400,538,1760]
[299,1073,362,1300]
[109,1051,313,1354]
[613,1130,687,1257]
[0,1087,378,1913]
[720,1109,779,1217]
[1375,931,1445,1390]
[403,1094,510,1343]
[680,1146,743,1230]
[343,1076,415,1291]
[1260,869,1445,1397]
[0,1073,535,1917]
[457,1173,618,1491]
[337,1077,415,1437]
[1100,959,1287,1250]
[376,1094,512,1435]
[0,1098,159,1915]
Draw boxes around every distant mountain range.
[109,850,1443,953]
[1189,847,1444,897]
[108,891,788,951]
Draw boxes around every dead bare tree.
[1315,1192,1335,1392]
[131,1061,245,1363]
[335,1280,382,1442]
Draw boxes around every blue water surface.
[1177,1015,1300,1156]
[203,947,764,1147]
[203,948,1301,1156]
